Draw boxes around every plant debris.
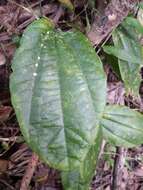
[1,0,143,190]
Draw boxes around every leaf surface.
[58,0,74,10]
[104,18,143,96]
[101,105,143,147]
[10,18,106,188]
[61,128,102,190]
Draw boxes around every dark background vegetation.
[0,0,143,189]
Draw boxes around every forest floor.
[1,0,143,189]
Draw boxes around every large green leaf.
[101,105,143,147]
[104,18,143,96]
[61,127,102,190]
[10,18,106,189]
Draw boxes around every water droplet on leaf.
[33,73,37,76]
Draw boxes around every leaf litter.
[0,0,143,190]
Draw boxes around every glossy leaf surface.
[61,128,102,190]
[10,17,106,187]
[104,18,143,96]
[101,105,143,147]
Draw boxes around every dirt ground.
[1,0,143,189]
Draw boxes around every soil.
[0,1,143,190]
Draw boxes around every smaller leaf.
[103,46,142,64]
[103,17,143,96]
[139,2,143,9]
[126,17,143,34]
[58,0,74,10]
[101,105,143,147]
[105,54,121,80]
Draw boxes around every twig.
[7,0,39,19]
[87,0,139,45]
[111,147,127,190]
[30,0,45,8]
[98,140,106,159]
[39,0,43,17]
[96,32,112,54]
[107,75,127,189]
[53,6,63,25]
[20,153,39,190]
[0,179,15,190]
[108,81,127,189]
[0,137,18,141]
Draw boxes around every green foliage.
[139,2,143,9]
[105,54,122,80]
[61,129,102,190]
[10,17,143,189]
[104,17,143,96]
[103,144,116,168]
[101,105,143,147]
[10,18,106,189]
[58,0,74,10]
[88,0,96,8]
[126,17,143,34]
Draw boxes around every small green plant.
[10,17,143,190]
[104,17,143,97]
